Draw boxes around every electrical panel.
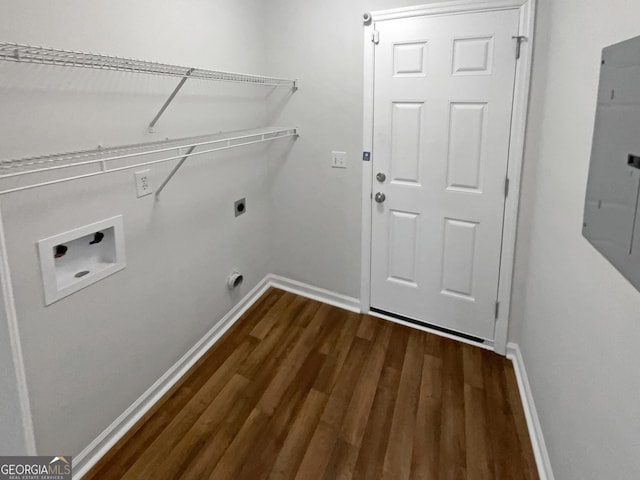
[583,35,640,290]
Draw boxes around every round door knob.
[375,192,386,203]
[376,172,386,183]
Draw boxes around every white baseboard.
[73,274,358,478]
[265,276,492,353]
[266,274,361,313]
[73,275,272,479]
[72,276,548,480]
[507,342,554,480]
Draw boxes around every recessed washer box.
[37,215,126,305]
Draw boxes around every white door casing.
[362,2,535,348]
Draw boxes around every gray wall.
[509,0,640,478]
[265,0,442,299]
[0,0,278,456]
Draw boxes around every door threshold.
[369,307,485,344]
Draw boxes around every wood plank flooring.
[84,288,538,480]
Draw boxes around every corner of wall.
[506,342,554,480]
[0,204,36,455]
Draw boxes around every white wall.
[265,0,441,299]
[4,1,640,476]
[509,0,640,478]
[0,270,33,455]
[0,0,283,456]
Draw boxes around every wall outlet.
[134,169,153,197]
[331,151,347,168]
[234,198,247,217]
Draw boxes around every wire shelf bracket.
[0,127,299,196]
[154,145,197,196]
[148,68,194,133]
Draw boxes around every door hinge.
[512,35,526,60]
[372,30,380,45]
[495,301,500,319]
[504,177,510,197]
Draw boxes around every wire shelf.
[0,43,297,87]
[0,127,298,195]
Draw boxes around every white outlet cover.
[135,169,153,197]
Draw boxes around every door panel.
[391,102,424,183]
[446,102,487,192]
[452,36,494,75]
[441,218,478,300]
[370,9,519,340]
[394,42,428,76]
[388,210,420,286]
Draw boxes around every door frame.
[360,0,536,355]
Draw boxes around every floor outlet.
[331,151,347,168]
[135,169,153,197]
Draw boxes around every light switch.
[331,151,346,169]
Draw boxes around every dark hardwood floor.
[84,288,538,480]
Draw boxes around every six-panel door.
[370,9,520,340]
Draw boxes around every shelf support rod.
[155,145,197,197]
[148,68,195,133]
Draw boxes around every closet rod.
[0,43,297,87]
[0,128,298,195]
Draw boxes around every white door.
[370,9,520,340]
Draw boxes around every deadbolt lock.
[376,172,386,183]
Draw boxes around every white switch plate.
[331,151,347,168]
[134,169,153,197]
